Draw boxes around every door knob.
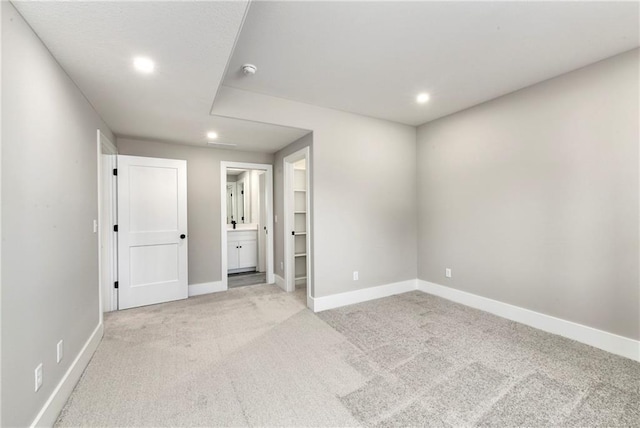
[180,234,186,239]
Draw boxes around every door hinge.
[114,281,119,289]
[113,225,118,232]
[113,168,118,176]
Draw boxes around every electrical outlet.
[35,363,43,392]
[353,271,359,281]
[445,268,452,278]
[280,261,284,271]
[275,215,278,223]
[93,219,98,233]
[57,340,64,363]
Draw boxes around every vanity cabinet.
[228,230,257,272]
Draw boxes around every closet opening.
[283,147,312,307]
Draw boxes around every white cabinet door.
[117,155,188,310]
[228,240,239,269]
[238,240,258,269]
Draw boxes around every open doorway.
[283,147,312,307]
[221,162,274,290]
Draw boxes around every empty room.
[1,1,639,427]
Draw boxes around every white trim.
[310,279,417,312]
[283,147,312,306]
[274,274,286,291]
[97,130,118,318]
[417,280,640,362]
[188,281,225,297]
[30,323,104,428]
[221,161,274,291]
[304,276,639,362]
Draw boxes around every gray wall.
[214,87,418,297]
[273,133,313,292]
[1,3,115,426]
[116,138,273,285]
[417,48,639,340]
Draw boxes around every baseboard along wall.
[310,279,417,312]
[188,281,226,297]
[309,278,639,362]
[274,274,286,291]
[33,276,639,427]
[416,279,640,362]
[31,323,104,428]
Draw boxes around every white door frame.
[97,130,118,318]
[283,147,312,306]
[220,161,274,290]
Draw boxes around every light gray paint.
[1,3,115,426]
[417,49,639,340]
[116,138,273,285]
[224,1,639,126]
[12,1,311,153]
[273,134,314,293]
[214,88,418,297]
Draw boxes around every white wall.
[214,89,417,297]
[1,3,115,425]
[416,49,639,340]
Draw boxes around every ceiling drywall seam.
[209,0,252,116]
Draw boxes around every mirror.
[226,183,237,223]
[226,170,249,224]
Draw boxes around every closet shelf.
[293,232,307,235]
[294,211,306,214]
[294,189,306,192]
[294,253,307,258]
[295,276,307,281]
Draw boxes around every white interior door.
[117,155,188,310]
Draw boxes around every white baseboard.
[417,279,640,362]
[31,323,104,427]
[274,274,286,291]
[311,279,417,312]
[188,281,225,297]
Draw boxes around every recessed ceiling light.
[206,131,218,139]
[416,93,430,104]
[133,57,155,73]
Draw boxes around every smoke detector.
[242,64,257,76]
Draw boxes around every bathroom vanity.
[227,228,257,273]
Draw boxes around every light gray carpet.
[56,286,640,427]
[228,272,267,288]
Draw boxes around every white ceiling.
[13,0,309,152]
[224,1,640,126]
[13,0,639,145]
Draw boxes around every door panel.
[228,241,239,269]
[129,244,179,286]
[129,166,178,232]
[118,155,188,310]
[239,240,257,268]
